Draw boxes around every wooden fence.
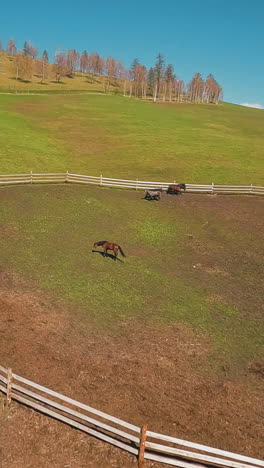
[0,366,263,468]
[0,172,263,195]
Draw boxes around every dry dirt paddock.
[0,267,263,467]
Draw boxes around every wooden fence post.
[30,170,33,184]
[138,424,148,468]
[136,179,138,190]
[6,368,12,406]
[250,183,253,194]
[100,174,103,186]
[66,170,69,183]
[212,182,214,194]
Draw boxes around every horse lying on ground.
[93,241,126,259]
[167,184,186,195]
[144,190,162,201]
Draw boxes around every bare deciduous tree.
[14,52,33,81]
[29,46,38,59]
[67,49,80,76]
[36,50,49,83]
[7,39,16,55]
[106,56,117,78]
[89,52,104,75]
[80,50,89,72]
[188,73,204,103]
[174,79,184,102]
[133,64,147,98]
[204,74,222,104]
[115,60,125,79]
[53,52,67,82]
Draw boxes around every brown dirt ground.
[0,269,263,467]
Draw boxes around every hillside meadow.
[0,93,263,184]
[0,92,263,369]
[0,93,263,465]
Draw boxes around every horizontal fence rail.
[0,172,263,195]
[0,366,263,468]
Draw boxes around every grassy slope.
[0,93,263,376]
[0,93,264,184]
[0,184,263,376]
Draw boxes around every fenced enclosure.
[0,366,263,468]
[0,172,263,195]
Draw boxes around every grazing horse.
[144,190,161,201]
[167,184,186,195]
[178,183,186,191]
[93,241,126,259]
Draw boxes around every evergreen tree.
[130,58,139,80]
[165,64,174,83]
[23,41,31,56]
[154,53,165,94]
[164,64,175,101]
[147,67,155,87]
[42,50,49,63]
[80,50,89,72]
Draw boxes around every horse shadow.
[142,197,160,201]
[92,250,124,263]
[142,195,161,201]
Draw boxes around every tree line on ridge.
[0,38,222,103]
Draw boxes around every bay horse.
[93,241,126,260]
[167,184,186,195]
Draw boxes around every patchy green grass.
[0,91,263,376]
[0,93,263,184]
[0,184,263,375]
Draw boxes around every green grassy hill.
[0,93,263,184]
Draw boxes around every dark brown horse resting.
[93,241,126,259]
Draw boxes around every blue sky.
[1,0,263,107]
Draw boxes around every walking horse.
[93,241,126,260]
